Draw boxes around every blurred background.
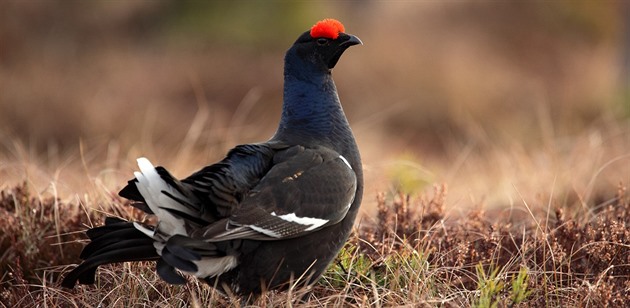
[1,1,628,216]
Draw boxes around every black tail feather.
[62,218,159,288]
[85,217,144,239]
[161,247,198,272]
[62,245,159,287]
[118,179,155,214]
[82,238,156,261]
[156,166,187,197]
[118,179,143,202]
[166,237,202,261]
[81,219,152,258]
[167,234,220,256]
[156,258,187,285]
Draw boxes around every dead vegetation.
[1,181,628,307]
[341,183,630,306]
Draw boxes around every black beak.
[339,33,363,47]
[326,33,362,69]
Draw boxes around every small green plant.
[473,263,504,308]
[325,242,374,289]
[509,267,532,304]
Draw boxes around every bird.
[61,18,363,298]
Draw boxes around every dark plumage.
[62,18,363,297]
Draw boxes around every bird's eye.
[316,38,328,45]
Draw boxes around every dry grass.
[1,178,628,307]
[351,184,629,306]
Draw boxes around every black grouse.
[62,18,363,297]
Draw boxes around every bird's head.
[290,19,362,71]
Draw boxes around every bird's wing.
[119,143,356,241]
[194,145,358,241]
[119,143,278,226]
[180,144,279,219]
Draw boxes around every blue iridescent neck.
[272,49,351,143]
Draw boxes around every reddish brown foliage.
[1,183,628,306]
[356,184,630,306]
